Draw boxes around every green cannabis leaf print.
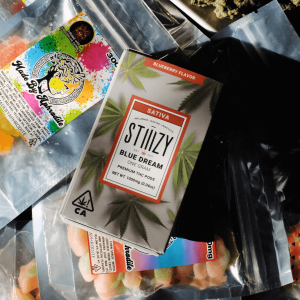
[106,195,168,246]
[171,78,218,114]
[169,79,196,86]
[168,210,176,222]
[172,132,202,195]
[121,52,161,91]
[169,79,204,113]
[93,98,127,138]
[81,150,108,197]
[168,201,181,223]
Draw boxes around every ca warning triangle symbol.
[72,191,94,212]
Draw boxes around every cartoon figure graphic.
[35,53,85,95]
[31,52,85,105]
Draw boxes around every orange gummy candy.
[190,277,210,290]
[175,264,193,284]
[141,269,154,278]
[0,131,14,155]
[78,252,96,282]
[122,271,142,288]
[11,0,26,14]
[11,287,34,300]
[206,257,225,278]
[206,236,230,282]
[193,262,208,280]
[96,286,119,300]
[96,281,127,300]
[0,36,29,69]
[154,267,173,287]
[18,259,39,294]
[67,225,89,256]
[209,275,227,286]
[35,288,41,300]
[94,273,119,294]
[0,111,20,137]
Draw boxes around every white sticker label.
[88,232,116,274]
[0,70,51,149]
[100,96,190,204]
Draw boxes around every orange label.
[100,95,190,204]
[133,101,185,127]
[144,57,205,86]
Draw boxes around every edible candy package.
[0,0,186,231]
[0,219,40,300]
[0,11,119,149]
[33,127,292,300]
[33,174,231,300]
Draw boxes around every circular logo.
[70,21,95,45]
[31,52,85,105]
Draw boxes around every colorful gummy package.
[67,224,230,299]
[32,173,247,300]
[0,36,29,155]
[31,124,294,300]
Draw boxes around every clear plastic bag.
[212,1,300,67]
[33,174,233,300]
[75,0,180,58]
[144,0,210,57]
[0,0,28,25]
[32,174,77,300]
[210,0,300,208]
[222,130,292,293]
[0,219,40,300]
[243,283,299,300]
[32,129,292,300]
[0,0,91,230]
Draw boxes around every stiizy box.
[60,50,223,255]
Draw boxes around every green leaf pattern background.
[65,51,221,252]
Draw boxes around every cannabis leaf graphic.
[78,197,87,206]
[168,201,181,223]
[172,132,202,195]
[106,195,168,246]
[81,150,108,197]
[93,98,127,138]
[171,78,218,114]
[168,210,175,222]
[120,52,161,91]
[169,79,197,86]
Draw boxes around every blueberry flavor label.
[100,95,190,204]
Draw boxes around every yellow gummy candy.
[0,111,20,137]
[0,131,14,155]
[122,271,142,288]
